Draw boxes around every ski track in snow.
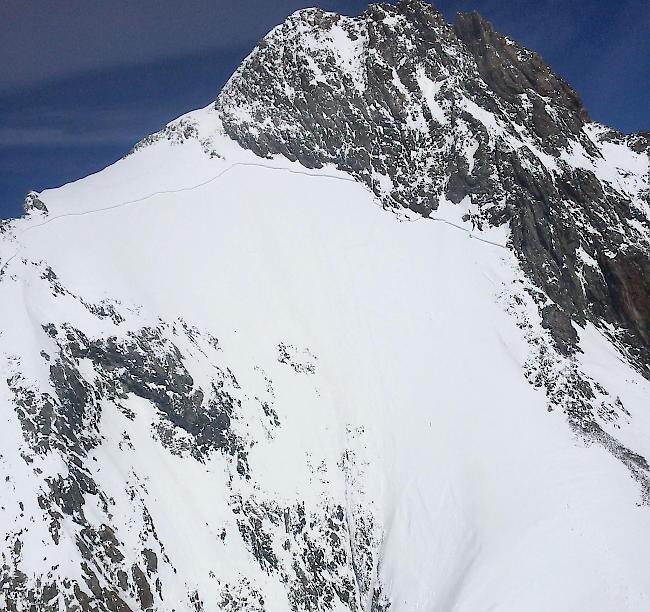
[0,160,506,279]
[406,214,507,250]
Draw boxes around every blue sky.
[1,0,648,219]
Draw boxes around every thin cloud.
[0,0,372,94]
[0,127,137,147]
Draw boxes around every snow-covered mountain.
[1,1,649,610]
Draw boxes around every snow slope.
[2,105,650,611]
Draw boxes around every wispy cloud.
[0,126,137,147]
[0,0,372,94]
[0,103,160,148]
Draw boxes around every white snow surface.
[1,107,650,611]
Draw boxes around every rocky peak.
[215,0,650,373]
[454,11,590,131]
[22,191,48,217]
[381,0,445,25]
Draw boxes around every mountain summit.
[217,0,650,366]
[1,2,650,611]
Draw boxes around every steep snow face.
[2,1,650,610]
[2,111,650,612]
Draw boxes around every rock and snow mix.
[1,1,649,610]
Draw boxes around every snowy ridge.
[1,1,650,611]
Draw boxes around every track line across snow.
[0,160,506,278]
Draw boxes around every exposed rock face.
[1,261,384,611]
[216,0,650,369]
[22,191,48,216]
[600,249,650,345]
[453,11,590,133]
